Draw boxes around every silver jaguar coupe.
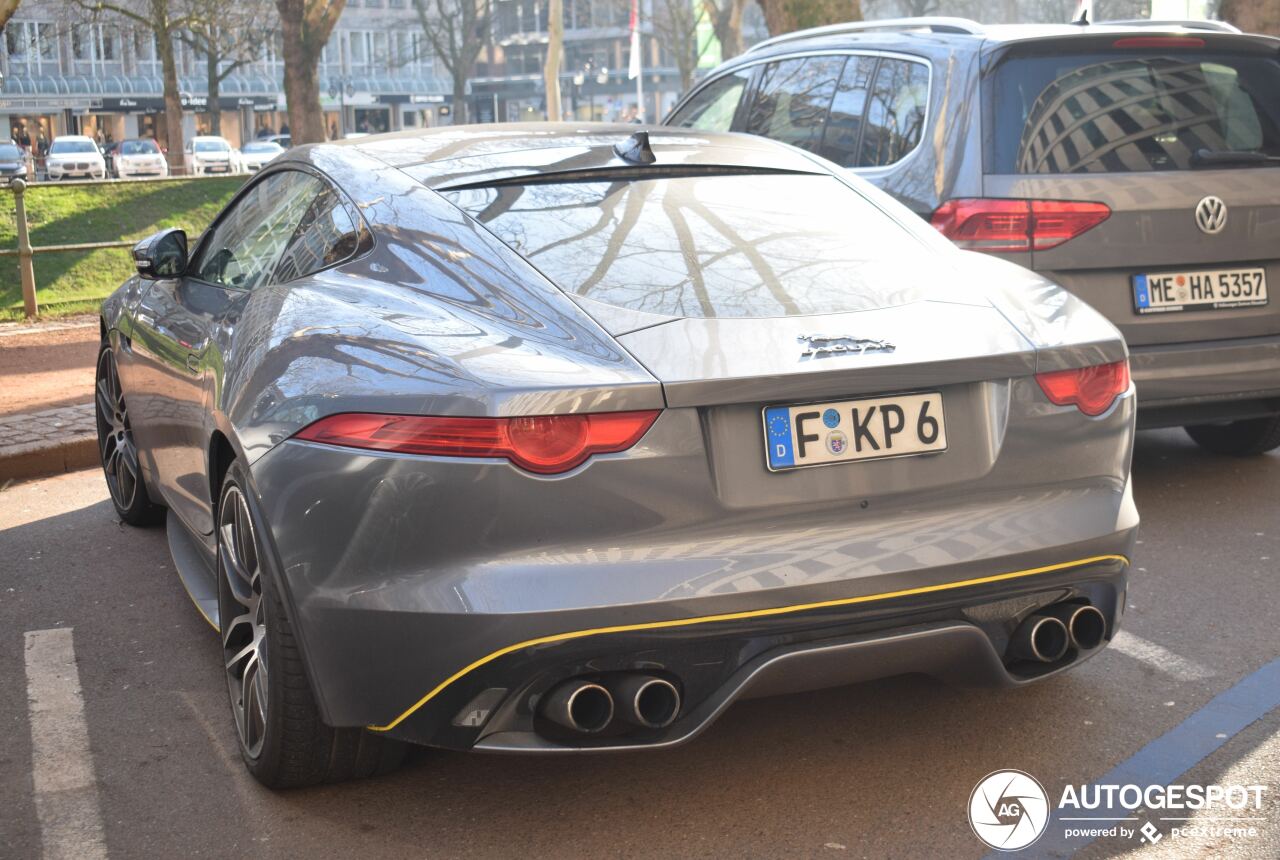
[98,124,1138,788]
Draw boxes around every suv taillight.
[1035,360,1130,417]
[930,199,1111,252]
[294,411,661,475]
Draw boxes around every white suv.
[45,135,107,181]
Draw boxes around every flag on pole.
[628,0,642,80]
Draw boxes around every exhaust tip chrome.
[631,678,681,729]
[542,681,614,733]
[1067,605,1107,650]
[1010,614,1070,663]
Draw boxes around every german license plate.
[1133,268,1267,314]
[763,392,946,472]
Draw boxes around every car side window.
[668,69,750,131]
[189,170,323,291]
[820,55,877,168]
[744,56,845,154]
[273,184,369,283]
[859,58,929,168]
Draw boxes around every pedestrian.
[280,121,290,135]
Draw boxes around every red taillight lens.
[294,410,660,474]
[930,199,1111,252]
[1035,360,1131,417]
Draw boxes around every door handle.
[185,353,200,373]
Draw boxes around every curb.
[0,433,98,484]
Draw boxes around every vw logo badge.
[1195,195,1227,235]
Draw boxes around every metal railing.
[4,172,240,320]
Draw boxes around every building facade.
[0,0,452,150]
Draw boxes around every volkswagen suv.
[666,17,1280,455]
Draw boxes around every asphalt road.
[1,428,1277,859]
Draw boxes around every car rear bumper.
[1130,334,1280,427]
[247,402,1137,750]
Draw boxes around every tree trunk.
[1219,0,1280,35]
[453,75,468,125]
[706,0,746,59]
[760,0,860,37]
[207,51,222,136]
[279,13,325,144]
[155,26,186,172]
[544,0,564,121]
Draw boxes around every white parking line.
[24,628,108,860]
[1110,630,1215,682]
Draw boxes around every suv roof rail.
[744,17,984,55]
[1100,18,1243,34]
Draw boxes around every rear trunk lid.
[982,33,1280,346]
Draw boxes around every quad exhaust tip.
[611,676,682,729]
[542,681,614,734]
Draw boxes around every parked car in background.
[262,133,291,148]
[101,125,1136,788]
[185,136,240,175]
[111,138,169,179]
[239,140,285,172]
[0,141,30,183]
[44,135,107,181]
[667,18,1280,455]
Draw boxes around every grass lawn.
[1,177,244,320]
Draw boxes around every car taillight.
[930,199,1111,252]
[293,410,661,474]
[1035,360,1130,416]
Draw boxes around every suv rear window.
[444,173,928,319]
[990,51,1280,173]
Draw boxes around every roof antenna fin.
[613,131,657,165]
[1071,0,1092,25]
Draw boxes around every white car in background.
[111,138,169,179]
[239,140,285,172]
[184,136,240,176]
[45,135,107,181]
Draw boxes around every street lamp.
[327,76,356,139]
[569,61,610,121]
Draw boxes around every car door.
[127,169,326,536]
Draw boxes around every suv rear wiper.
[1191,148,1280,168]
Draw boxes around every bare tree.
[757,0,860,36]
[413,0,492,125]
[1216,0,1279,34]
[654,0,711,90]
[701,0,748,59]
[275,0,345,145]
[544,0,563,120]
[76,0,189,171]
[179,0,274,136]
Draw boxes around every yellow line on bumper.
[367,553,1129,732]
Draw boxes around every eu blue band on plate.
[765,406,794,469]
[1134,273,1150,309]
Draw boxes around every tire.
[95,342,165,525]
[1185,415,1280,456]
[216,459,406,788]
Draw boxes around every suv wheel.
[1185,415,1280,456]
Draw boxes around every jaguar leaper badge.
[797,333,896,359]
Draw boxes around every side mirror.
[133,228,188,279]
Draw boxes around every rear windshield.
[443,173,927,319]
[989,51,1280,173]
[0,144,22,159]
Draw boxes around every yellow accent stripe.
[367,553,1128,732]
